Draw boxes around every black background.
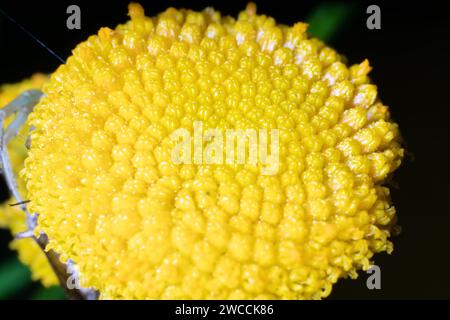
[0,0,449,299]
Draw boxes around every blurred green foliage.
[31,285,65,300]
[0,257,31,299]
[307,2,355,42]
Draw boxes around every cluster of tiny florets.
[24,3,403,299]
[0,74,58,287]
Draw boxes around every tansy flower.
[22,3,403,299]
[0,74,59,287]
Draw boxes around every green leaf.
[0,257,32,299]
[31,285,66,300]
[307,2,356,42]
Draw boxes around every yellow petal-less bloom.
[25,3,403,299]
[0,74,59,287]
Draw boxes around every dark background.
[0,0,449,299]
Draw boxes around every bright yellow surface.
[0,74,59,287]
[25,3,403,299]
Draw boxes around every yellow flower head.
[0,74,58,287]
[24,3,403,299]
